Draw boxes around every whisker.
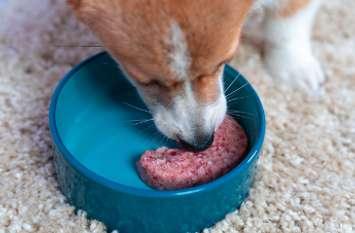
[133,119,154,126]
[228,110,255,117]
[53,43,103,48]
[224,72,241,94]
[229,112,255,120]
[125,118,151,125]
[130,118,152,122]
[227,95,254,103]
[226,82,249,98]
[140,121,156,132]
[130,120,142,122]
[123,102,151,114]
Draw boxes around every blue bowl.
[49,52,265,233]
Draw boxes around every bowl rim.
[49,51,266,198]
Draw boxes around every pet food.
[137,116,248,190]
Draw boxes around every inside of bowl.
[54,53,263,190]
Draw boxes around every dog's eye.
[197,67,223,81]
[204,59,232,79]
[140,80,165,89]
[170,81,183,90]
[217,56,233,69]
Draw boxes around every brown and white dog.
[68,0,323,150]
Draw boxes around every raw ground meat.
[137,116,248,190]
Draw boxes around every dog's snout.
[150,85,226,150]
[178,133,214,152]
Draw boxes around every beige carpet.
[0,0,354,232]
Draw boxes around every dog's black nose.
[179,133,214,152]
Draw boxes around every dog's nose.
[178,133,214,152]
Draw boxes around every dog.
[68,0,324,151]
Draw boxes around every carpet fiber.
[0,0,354,232]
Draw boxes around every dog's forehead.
[72,0,252,81]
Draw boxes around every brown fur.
[68,0,252,105]
[193,73,221,104]
[279,0,311,17]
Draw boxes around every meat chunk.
[137,116,248,190]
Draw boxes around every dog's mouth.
[177,134,215,152]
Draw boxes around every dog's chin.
[151,109,179,141]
